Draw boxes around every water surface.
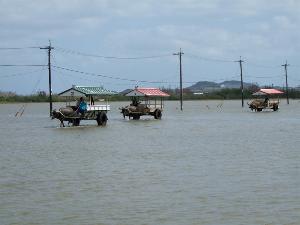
[0,100,299,225]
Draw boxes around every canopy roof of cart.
[125,88,170,97]
[58,85,117,97]
[252,88,284,96]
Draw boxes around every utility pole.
[40,42,54,117]
[173,48,184,111]
[281,60,290,104]
[235,56,244,107]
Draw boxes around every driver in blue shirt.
[76,97,87,115]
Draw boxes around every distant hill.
[119,89,133,95]
[187,80,254,92]
[189,81,220,88]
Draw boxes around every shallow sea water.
[0,100,299,225]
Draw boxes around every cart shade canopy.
[58,85,117,97]
[125,87,170,97]
[252,88,284,96]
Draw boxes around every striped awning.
[58,85,117,97]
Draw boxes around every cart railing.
[147,103,164,109]
[87,104,110,111]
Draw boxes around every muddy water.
[0,100,299,225]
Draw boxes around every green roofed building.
[58,85,117,97]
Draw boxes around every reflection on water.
[0,101,299,225]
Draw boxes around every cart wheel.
[73,118,80,126]
[154,109,162,119]
[273,105,278,111]
[257,108,262,112]
[132,114,140,120]
[97,112,108,126]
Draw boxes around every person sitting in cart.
[76,97,87,115]
[264,97,269,104]
[131,97,140,106]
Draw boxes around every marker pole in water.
[236,56,244,107]
[40,41,54,117]
[173,49,184,111]
[281,61,289,104]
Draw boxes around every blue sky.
[0,0,300,94]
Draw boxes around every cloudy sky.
[0,0,300,94]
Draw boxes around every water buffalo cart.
[120,87,170,120]
[52,85,116,126]
[248,88,284,112]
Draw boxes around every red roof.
[253,88,284,96]
[136,88,170,97]
[259,89,284,94]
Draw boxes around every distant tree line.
[0,88,300,103]
[161,86,300,100]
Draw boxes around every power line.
[55,64,262,85]
[50,54,73,90]
[53,65,171,83]
[246,62,281,68]
[53,65,202,84]
[245,74,283,79]
[0,46,42,50]
[63,69,249,86]
[51,48,182,84]
[53,65,111,86]
[52,67,136,87]
[0,68,47,78]
[55,47,172,60]
[185,53,234,63]
[0,64,47,67]
[185,53,284,69]
[53,65,151,83]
